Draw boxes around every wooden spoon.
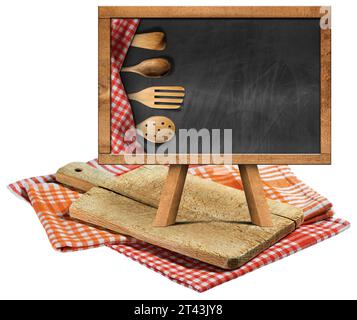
[121,58,171,78]
[131,32,166,51]
[136,116,175,143]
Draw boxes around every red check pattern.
[109,218,349,292]
[111,18,140,154]
[8,160,350,292]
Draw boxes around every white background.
[0,0,356,300]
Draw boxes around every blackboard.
[98,6,331,164]
[121,18,321,154]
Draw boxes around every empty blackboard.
[98,7,331,164]
[122,19,321,154]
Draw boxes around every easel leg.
[238,164,273,227]
[153,164,189,227]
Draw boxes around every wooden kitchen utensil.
[136,116,175,143]
[55,162,304,270]
[131,32,166,50]
[128,86,185,109]
[121,58,171,78]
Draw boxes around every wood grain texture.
[62,162,303,267]
[121,57,171,78]
[238,165,272,227]
[70,187,298,269]
[56,162,114,192]
[136,116,176,144]
[98,153,331,165]
[321,27,331,156]
[99,6,325,18]
[98,18,111,154]
[55,162,304,227]
[154,165,189,226]
[128,86,185,109]
[131,32,166,50]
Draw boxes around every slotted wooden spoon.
[131,32,166,51]
[136,116,175,143]
[128,86,185,109]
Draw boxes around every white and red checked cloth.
[8,160,350,292]
[111,18,141,154]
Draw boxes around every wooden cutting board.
[56,162,304,269]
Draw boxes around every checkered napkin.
[111,18,140,154]
[8,160,350,292]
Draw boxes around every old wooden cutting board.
[56,162,304,270]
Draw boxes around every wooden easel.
[153,164,273,227]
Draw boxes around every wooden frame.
[98,6,331,165]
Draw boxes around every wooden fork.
[128,86,185,109]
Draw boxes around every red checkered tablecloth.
[108,218,349,291]
[111,18,140,154]
[8,159,350,292]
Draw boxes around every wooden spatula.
[136,116,175,143]
[131,32,166,50]
[128,86,185,109]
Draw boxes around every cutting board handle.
[55,162,117,193]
